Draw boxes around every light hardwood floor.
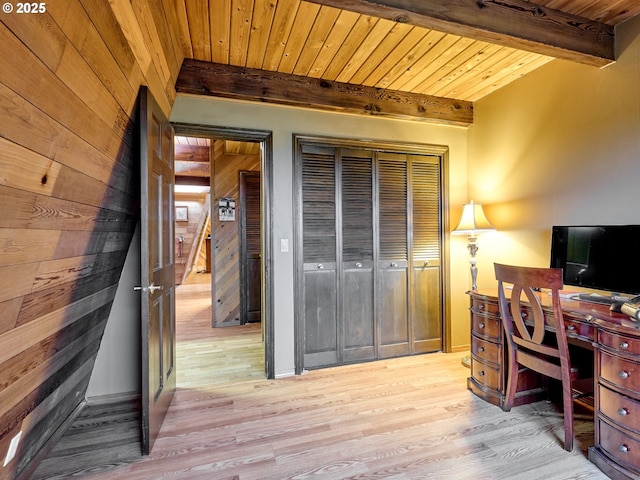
[33,275,607,479]
[175,272,265,388]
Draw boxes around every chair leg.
[502,361,519,412]
[562,389,574,451]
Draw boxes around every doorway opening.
[172,124,275,383]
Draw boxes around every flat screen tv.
[550,225,640,295]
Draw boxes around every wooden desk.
[467,290,640,480]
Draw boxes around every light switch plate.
[280,239,289,253]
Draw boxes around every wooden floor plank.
[31,273,607,479]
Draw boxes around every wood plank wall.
[212,142,260,327]
[0,2,184,479]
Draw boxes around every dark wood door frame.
[172,123,275,380]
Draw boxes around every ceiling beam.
[175,175,210,186]
[176,60,473,126]
[175,144,210,163]
[175,160,210,177]
[307,0,614,68]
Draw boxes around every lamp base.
[467,236,479,290]
[461,355,471,369]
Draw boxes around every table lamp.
[452,200,495,291]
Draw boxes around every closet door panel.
[302,145,338,368]
[377,153,409,357]
[341,149,375,362]
[411,156,442,352]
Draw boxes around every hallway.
[176,272,265,388]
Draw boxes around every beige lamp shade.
[453,200,495,235]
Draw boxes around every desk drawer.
[471,313,501,341]
[471,335,500,365]
[600,350,640,394]
[599,384,640,434]
[600,330,640,356]
[598,418,640,472]
[564,318,595,341]
[471,359,500,391]
[471,298,500,315]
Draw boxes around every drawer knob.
[477,346,485,353]
[478,370,485,376]
[355,262,362,268]
[619,371,630,380]
[317,263,324,270]
[567,325,575,331]
[621,342,630,350]
[391,262,398,267]
[618,408,629,417]
[619,444,630,454]
[478,323,485,329]
[478,304,485,310]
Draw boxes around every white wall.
[467,15,640,288]
[170,98,472,376]
[87,225,141,397]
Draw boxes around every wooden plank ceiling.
[174,136,260,186]
[173,0,640,124]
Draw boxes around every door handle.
[134,283,164,293]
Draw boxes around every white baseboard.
[274,369,295,379]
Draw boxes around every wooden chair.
[494,263,577,451]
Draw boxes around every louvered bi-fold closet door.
[299,143,443,369]
[377,153,410,358]
[340,149,375,363]
[301,145,338,368]
[411,155,443,353]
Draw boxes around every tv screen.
[550,225,640,295]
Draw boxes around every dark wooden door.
[411,155,443,353]
[340,149,375,362]
[139,86,176,455]
[377,153,410,358]
[240,170,261,324]
[301,144,338,368]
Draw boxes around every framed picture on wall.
[175,206,188,222]
[218,197,236,221]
